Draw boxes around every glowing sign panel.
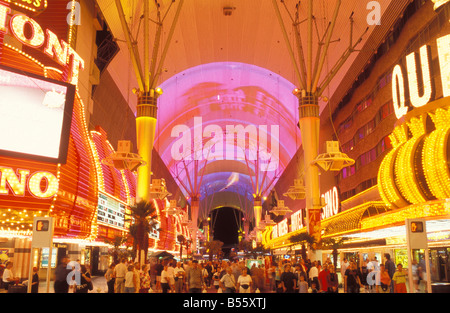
[3,0,47,14]
[410,221,424,233]
[0,166,59,198]
[272,218,288,239]
[0,3,85,85]
[291,210,303,232]
[321,186,340,220]
[392,34,450,119]
[0,66,74,163]
[97,192,126,228]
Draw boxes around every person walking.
[367,257,380,293]
[155,260,164,292]
[186,260,206,293]
[161,263,172,293]
[340,258,350,291]
[361,258,369,292]
[212,267,221,291]
[327,264,339,293]
[392,263,408,293]
[384,253,396,293]
[140,264,151,293]
[297,273,309,293]
[202,263,210,288]
[280,263,297,293]
[275,262,282,293]
[318,263,330,293]
[74,265,92,293]
[237,267,253,293]
[30,266,39,293]
[105,263,115,293]
[268,264,276,292]
[378,264,391,293]
[54,256,71,293]
[173,262,186,293]
[411,260,420,293]
[219,266,237,293]
[124,265,136,293]
[344,261,362,293]
[114,258,128,293]
[309,261,319,290]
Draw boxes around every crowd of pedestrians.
[104,258,269,293]
[100,252,418,294]
[0,252,430,294]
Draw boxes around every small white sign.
[406,218,427,250]
[31,217,54,248]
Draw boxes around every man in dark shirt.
[384,253,396,293]
[344,261,362,293]
[280,263,297,293]
[186,260,205,293]
[54,256,71,293]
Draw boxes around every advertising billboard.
[97,192,127,229]
[0,65,74,163]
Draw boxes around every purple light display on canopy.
[154,62,300,203]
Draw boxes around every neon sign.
[3,0,47,15]
[0,3,84,85]
[0,166,58,198]
[272,218,288,239]
[392,34,450,119]
[321,186,339,220]
[290,209,303,232]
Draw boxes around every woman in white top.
[237,267,252,293]
[160,264,171,293]
[124,265,136,293]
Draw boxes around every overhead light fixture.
[283,178,306,200]
[263,213,276,226]
[269,200,292,216]
[102,140,146,172]
[149,178,172,199]
[312,141,355,172]
[162,200,182,215]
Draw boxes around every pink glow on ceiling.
[154,62,301,196]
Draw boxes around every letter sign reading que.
[393,34,450,119]
[0,3,84,85]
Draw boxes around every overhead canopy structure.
[149,250,174,259]
[95,0,412,223]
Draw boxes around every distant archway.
[209,206,243,248]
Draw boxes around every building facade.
[265,0,450,289]
[0,0,188,281]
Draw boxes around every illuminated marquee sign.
[0,166,59,198]
[0,3,84,85]
[0,65,75,164]
[272,218,288,239]
[290,209,303,232]
[392,34,450,119]
[3,0,47,15]
[97,192,126,229]
[321,186,340,220]
[149,220,160,239]
[270,187,339,240]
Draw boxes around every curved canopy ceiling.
[96,0,409,217]
[153,62,300,215]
